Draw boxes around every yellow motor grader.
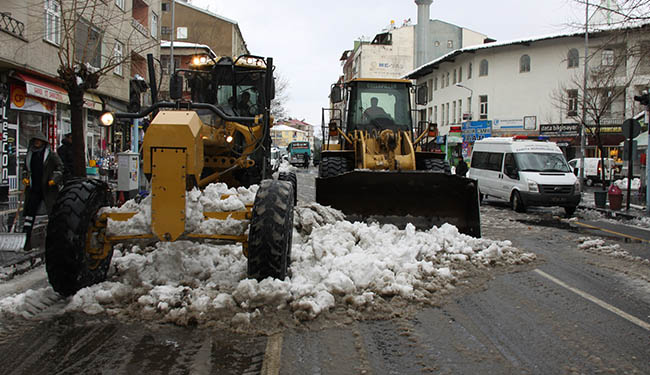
[316,78,480,236]
[45,56,297,296]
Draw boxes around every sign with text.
[540,123,579,136]
[462,120,492,142]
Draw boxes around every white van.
[567,157,615,186]
[468,136,581,216]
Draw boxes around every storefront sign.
[10,85,55,114]
[493,118,523,130]
[462,120,492,142]
[540,123,579,136]
[1,93,9,186]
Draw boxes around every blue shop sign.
[462,121,492,142]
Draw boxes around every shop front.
[539,123,580,160]
[461,120,492,161]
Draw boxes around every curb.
[578,204,646,221]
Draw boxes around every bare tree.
[572,0,650,25]
[56,0,158,177]
[271,72,290,122]
[552,26,649,184]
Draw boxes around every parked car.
[469,136,580,216]
[567,157,615,186]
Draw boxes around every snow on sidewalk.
[0,183,536,326]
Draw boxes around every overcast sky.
[191,0,585,128]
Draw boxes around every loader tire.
[319,156,351,178]
[278,171,298,205]
[423,158,451,174]
[247,180,294,281]
[46,178,113,296]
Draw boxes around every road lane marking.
[534,269,650,331]
[261,332,283,375]
[574,221,649,243]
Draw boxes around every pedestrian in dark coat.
[456,159,469,177]
[57,132,74,181]
[22,132,64,250]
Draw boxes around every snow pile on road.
[577,237,649,264]
[575,208,650,229]
[614,177,641,190]
[0,184,537,326]
[102,183,257,236]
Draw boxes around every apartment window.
[115,0,125,10]
[433,76,438,91]
[452,101,457,123]
[445,103,450,125]
[151,12,158,38]
[453,69,457,84]
[161,2,169,11]
[458,99,462,120]
[434,106,438,123]
[447,40,453,48]
[568,48,579,68]
[161,26,170,35]
[75,19,102,68]
[458,66,463,83]
[177,26,188,39]
[602,49,614,66]
[44,0,61,45]
[601,89,614,114]
[446,72,450,87]
[479,59,488,76]
[434,41,440,47]
[567,89,578,116]
[519,54,531,73]
[428,107,432,121]
[468,62,472,79]
[479,95,488,120]
[113,41,124,76]
[428,79,433,99]
[467,97,472,114]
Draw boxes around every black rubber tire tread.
[247,179,295,281]
[423,158,452,175]
[511,190,526,213]
[278,171,298,205]
[318,156,351,178]
[46,178,113,296]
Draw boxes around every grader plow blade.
[315,171,481,237]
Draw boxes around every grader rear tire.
[247,180,294,281]
[278,171,297,205]
[46,178,113,296]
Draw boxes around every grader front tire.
[46,179,113,297]
[247,180,295,281]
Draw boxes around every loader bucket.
[316,171,481,237]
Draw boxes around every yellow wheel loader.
[316,78,480,236]
[45,56,297,296]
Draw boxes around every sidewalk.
[577,190,650,243]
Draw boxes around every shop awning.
[83,92,103,111]
[14,72,69,104]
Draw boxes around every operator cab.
[345,79,413,133]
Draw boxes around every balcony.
[131,18,148,37]
[0,12,26,41]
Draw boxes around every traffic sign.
[621,118,641,138]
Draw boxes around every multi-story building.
[276,118,315,147]
[160,0,248,58]
[341,20,488,82]
[0,0,161,199]
[271,124,309,149]
[406,24,650,163]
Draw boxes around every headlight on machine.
[527,180,539,193]
[574,179,581,192]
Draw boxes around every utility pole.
[169,0,176,78]
[579,0,590,190]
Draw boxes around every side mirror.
[416,84,428,105]
[330,85,343,103]
[170,74,183,100]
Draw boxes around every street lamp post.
[455,83,473,120]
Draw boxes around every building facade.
[160,0,248,58]
[406,25,650,164]
[272,118,315,148]
[0,0,161,200]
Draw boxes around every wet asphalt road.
[0,168,648,374]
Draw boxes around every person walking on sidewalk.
[22,133,64,251]
[57,132,74,181]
